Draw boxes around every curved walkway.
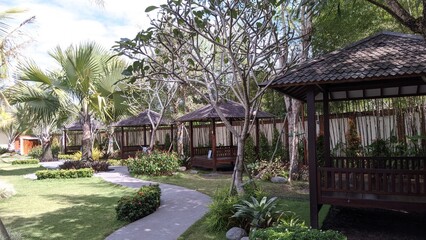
[95,167,211,240]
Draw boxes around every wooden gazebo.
[113,110,173,158]
[62,120,104,154]
[177,100,275,170]
[267,32,426,228]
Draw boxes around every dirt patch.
[322,207,426,240]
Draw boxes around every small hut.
[266,32,426,228]
[113,110,174,158]
[62,120,104,154]
[177,100,275,170]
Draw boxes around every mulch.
[321,206,426,240]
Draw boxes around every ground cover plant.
[0,162,136,240]
[59,160,110,172]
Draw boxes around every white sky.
[1,0,166,72]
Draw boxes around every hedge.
[11,159,40,165]
[251,223,346,240]
[35,168,94,180]
[115,184,161,222]
[127,151,179,176]
[59,160,110,172]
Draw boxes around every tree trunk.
[40,140,53,162]
[149,126,158,151]
[0,218,11,240]
[231,137,245,195]
[106,126,115,157]
[177,123,185,158]
[286,97,302,182]
[81,114,92,161]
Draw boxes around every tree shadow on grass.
[322,207,426,240]
[0,166,44,176]
[3,194,129,240]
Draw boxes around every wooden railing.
[319,157,426,197]
[193,146,237,157]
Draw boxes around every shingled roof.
[113,110,172,127]
[267,32,426,101]
[177,100,275,122]
[64,119,104,131]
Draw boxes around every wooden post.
[170,124,174,149]
[255,118,260,158]
[323,91,331,167]
[307,88,319,229]
[212,119,217,171]
[120,127,124,159]
[63,129,67,154]
[189,121,194,158]
[143,125,147,146]
[229,120,233,147]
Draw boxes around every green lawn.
[141,171,330,240]
[0,162,136,240]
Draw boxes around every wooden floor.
[191,155,235,169]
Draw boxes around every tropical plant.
[12,42,125,161]
[232,196,285,231]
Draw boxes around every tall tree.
[116,0,295,194]
[15,42,122,161]
[365,0,425,38]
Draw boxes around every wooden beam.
[212,119,217,171]
[323,91,331,167]
[229,120,233,147]
[63,130,67,154]
[120,127,124,159]
[170,124,174,150]
[307,87,319,229]
[189,121,194,158]
[143,125,147,146]
[255,118,260,158]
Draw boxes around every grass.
[139,171,330,240]
[0,162,136,240]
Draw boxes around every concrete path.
[95,167,212,240]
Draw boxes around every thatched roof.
[113,110,172,127]
[63,119,104,131]
[265,32,426,101]
[177,100,275,122]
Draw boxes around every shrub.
[259,133,271,161]
[51,138,60,157]
[252,160,288,181]
[127,151,179,176]
[205,188,241,232]
[115,184,161,222]
[244,136,257,165]
[35,168,94,179]
[232,196,284,231]
[72,148,103,161]
[251,221,346,240]
[271,128,285,161]
[11,159,40,165]
[0,180,16,199]
[28,145,43,159]
[59,160,109,172]
[57,154,75,160]
[0,147,8,155]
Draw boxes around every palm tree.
[15,42,125,161]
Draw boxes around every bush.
[72,148,103,161]
[233,196,284,231]
[252,160,288,181]
[0,180,16,199]
[51,138,60,157]
[28,145,43,159]
[11,159,40,165]
[57,154,75,160]
[251,221,346,240]
[115,184,161,222]
[59,160,109,172]
[35,168,94,179]
[259,132,271,161]
[127,151,179,176]
[244,136,257,165]
[0,147,8,155]
[205,188,241,232]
